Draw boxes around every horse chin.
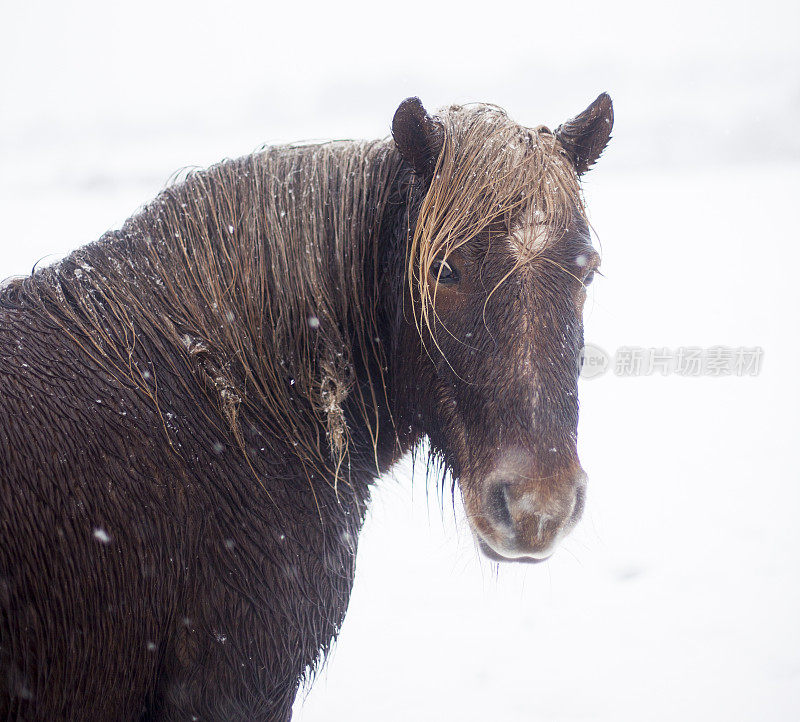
[475,538,551,565]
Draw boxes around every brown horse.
[0,94,612,720]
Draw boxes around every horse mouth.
[476,538,550,565]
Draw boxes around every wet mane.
[3,140,405,491]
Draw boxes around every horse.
[0,93,613,720]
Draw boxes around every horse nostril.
[487,482,513,527]
[570,483,586,525]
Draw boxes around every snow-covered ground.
[1,1,798,720]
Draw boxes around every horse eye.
[582,270,596,287]
[430,257,460,285]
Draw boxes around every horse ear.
[555,93,614,175]
[392,97,444,176]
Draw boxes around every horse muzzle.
[467,456,587,563]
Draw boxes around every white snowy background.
[1,1,798,720]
